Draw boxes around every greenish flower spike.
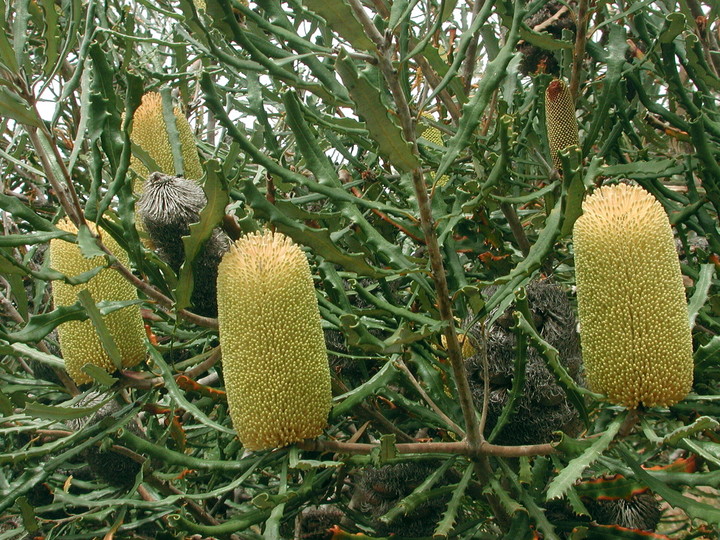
[573,184,694,408]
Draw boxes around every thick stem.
[570,0,589,101]
[461,0,485,93]
[347,0,483,450]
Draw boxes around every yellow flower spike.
[573,184,694,408]
[545,79,579,171]
[129,92,203,188]
[50,219,146,384]
[216,231,332,450]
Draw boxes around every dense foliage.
[1,0,720,538]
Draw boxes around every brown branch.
[461,0,486,94]
[297,438,556,458]
[569,0,589,101]
[500,202,531,256]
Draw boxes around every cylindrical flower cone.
[216,231,332,450]
[573,184,694,408]
[50,219,146,384]
[545,79,579,171]
[129,92,203,187]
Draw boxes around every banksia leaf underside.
[545,79,579,171]
[50,219,146,384]
[129,92,203,186]
[573,184,693,408]
[216,231,332,450]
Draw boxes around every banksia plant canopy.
[129,92,203,185]
[573,184,694,408]
[49,219,146,384]
[3,1,720,538]
[545,78,579,171]
[216,231,332,450]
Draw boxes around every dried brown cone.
[545,78,579,171]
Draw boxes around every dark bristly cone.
[587,492,662,532]
[356,461,454,537]
[545,78,579,171]
[518,1,576,76]
[137,172,229,317]
[465,280,584,446]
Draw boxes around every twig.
[397,359,465,437]
[183,346,222,379]
[534,5,569,33]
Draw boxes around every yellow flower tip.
[50,218,146,385]
[217,231,332,451]
[130,91,203,185]
[573,184,694,409]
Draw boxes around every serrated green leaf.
[175,161,227,311]
[0,230,75,247]
[241,179,382,277]
[0,388,13,415]
[39,0,60,75]
[76,289,123,370]
[688,264,715,329]
[81,363,119,386]
[76,224,107,259]
[0,86,42,128]
[574,475,646,500]
[433,463,472,538]
[3,304,86,343]
[660,13,686,44]
[12,0,30,70]
[0,193,55,231]
[22,400,105,420]
[147,346,235,435]
[335,50,420,172]
[435,7,521,179]
[0,0,19,73]
[547,413,625,501]
[16,497,38,533]
[301,0,375,52]
[616,444,720,525]
[0,343,64,369]
[331,361,399,419]
[520,26,573,50]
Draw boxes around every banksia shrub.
[216,231,332,450]
[573,184,694,408]
[129,92,203,185]
[50,219,146,384]
[545,78,579,170]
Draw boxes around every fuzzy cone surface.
[545,78,579,170]
[216,231,332,450]
[573,183,693,408]
[50,219,146,384]
[129,92,203,186]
